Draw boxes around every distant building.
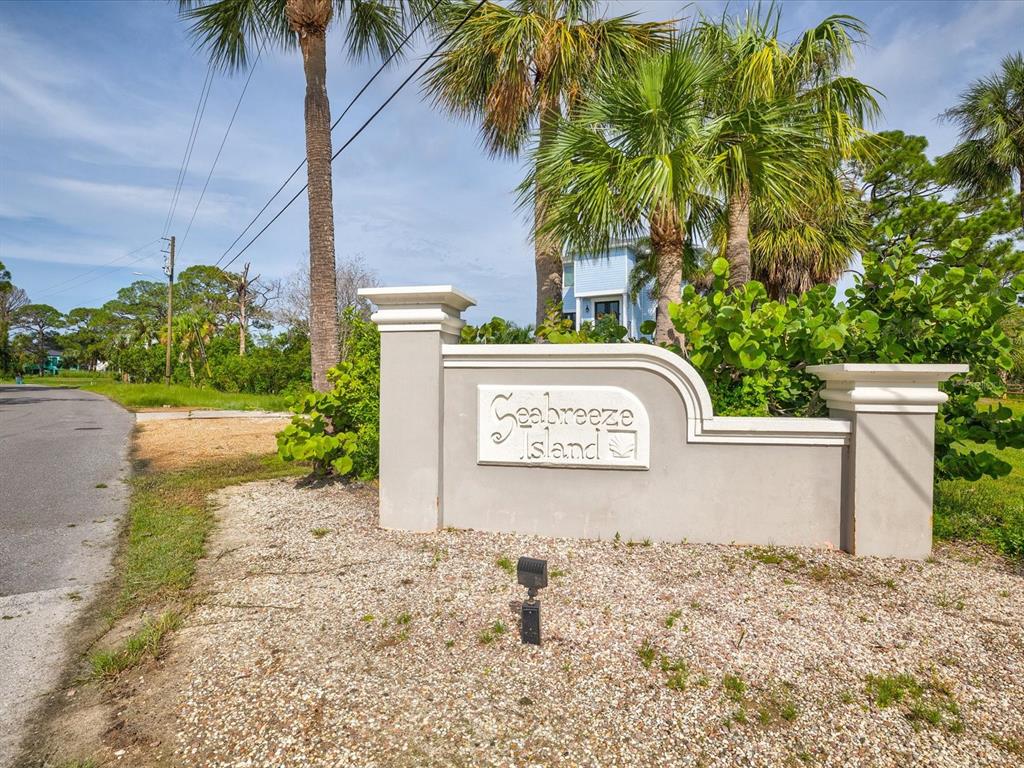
[562,241,655,338]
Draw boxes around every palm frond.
[179,0,291,72]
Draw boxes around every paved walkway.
[134,408,290,422]
[0,385,132,763]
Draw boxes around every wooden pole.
[164,235,175,386]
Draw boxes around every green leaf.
[738,348,766,369]
[331,455,354,475]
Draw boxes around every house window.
[563,263,574,288]
[563,312,576,326]
[594,300,620,322]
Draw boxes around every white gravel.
[173,479,1024,767]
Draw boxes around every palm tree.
[941,52,1024,230]
[530,38,721,344]
[711,172,867,299]
[179,0,431,391]
[696,9,879,289]
[424,0,672,325]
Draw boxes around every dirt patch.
[132,418,289,471]
[35,479,1021,768]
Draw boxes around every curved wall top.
[442,343,852,446]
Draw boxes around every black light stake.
[517,556,548,645]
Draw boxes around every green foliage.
[121,454,302,614]
[670,258,844,417]
[277,309,379,479]
[461,316,533,344]
[637,638,657,669]
[670,240,1024,480]
[88,611,180,680]
[855,130,1022,286]
[478,619,508,646]
[865,672,963,732]
[723,673,747,702]
[939,52,1024,227]
[851,240,1023,480]
[203,331,310,395]
[934,437,1024,560]
[535,304,629,343]
[0,375,291,412]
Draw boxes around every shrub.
[669,239,1024,481]
[276,309,379,478]
[461,316,533,344]
[537,305,629,343]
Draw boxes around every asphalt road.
[0,385,132,763]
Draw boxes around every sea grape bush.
[669,238,1024,480]
[276,308,379,479]
[461,316,533,344]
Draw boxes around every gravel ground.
[173,479,1024,767]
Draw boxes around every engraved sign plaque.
[477,385,650,469]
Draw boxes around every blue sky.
[1,0,1022,325]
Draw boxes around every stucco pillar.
[807,364,968,559]
[358,285,476,531]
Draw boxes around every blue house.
[562,241,655,338]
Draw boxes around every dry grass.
[132,418,290,471]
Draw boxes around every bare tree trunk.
[650,204,683,347]
[290,0,339,392]
[533,99,563,327]
[238,263,249,357]
[725,184,752,290]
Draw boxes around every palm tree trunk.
[1018,167,1023,231]
[291,1,340,392]
[725,184,752,289]
[650,204,683,347]
[533,99,563,327]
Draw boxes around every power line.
[177,36,269,263]
[32,239,163,298]
[220,0,482,271]
[162,65,215,238]
[215,0,446,267]
[38,248,164,301]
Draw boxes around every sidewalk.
[135,409,290,422]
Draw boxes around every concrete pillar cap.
[359,285,476,335]
[807,363,969,413]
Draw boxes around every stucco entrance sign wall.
[359,284,969,560]
[477,385,650,469]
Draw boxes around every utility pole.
[163,235,175,386]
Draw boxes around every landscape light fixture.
[516,556,548,645]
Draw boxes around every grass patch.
[659,656,690,691]
[478,619,508,645]
[865,672,964,732]
[4,373,290,411]
[310,527,331,538]
[118,453,304,614]
[87,610,180,680]
[723,673,746,702]
[744,546,806,570]
[637,638,657,669]
[495,555,515,576]
[935,398,1024,560]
